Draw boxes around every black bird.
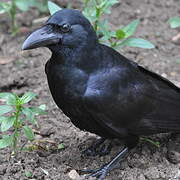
[22,9,180,179]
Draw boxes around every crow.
[22,9,180,179]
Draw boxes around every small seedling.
[58,143,65,150]
[82,0,155,49]
[0,0,18,35]
[0,92,46,155]
[47,0,154,49]
[24,170,33,178]
[0,0,48,35]
[140,137,160,148]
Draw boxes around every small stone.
[68,169,80,180]
[35,135,42,139]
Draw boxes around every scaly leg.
[81,136,139,180]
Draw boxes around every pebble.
[68,169,80,180]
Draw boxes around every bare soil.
[0,0,180,179]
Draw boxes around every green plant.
[140,137,160,148]
[0,0,48,35]
[48,1,62,15]
[24,171,33,178]
[168,17,180,28]
[0,0,18,34]
[0,92,46,155]
[48,0,155,49]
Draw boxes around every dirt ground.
[0,0,180,179]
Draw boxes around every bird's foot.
[82,138,112,156]
[80,147,129,180]
[82,164,112,180]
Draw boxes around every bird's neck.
[50,42,100,73]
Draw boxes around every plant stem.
[12,104,21,154]
[140,137,160,148]
[94,5,101,32]
[10,0,18,34]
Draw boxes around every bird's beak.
[22,25,61,50]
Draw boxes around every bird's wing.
[82,64,180,137]
[82,65,156,137]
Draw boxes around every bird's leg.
[83,138,112,156]
[81,136,139,180]
[81,147,128,180]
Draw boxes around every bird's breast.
[45,61,88,109]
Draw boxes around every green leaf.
[115,29,126,40]
[140,137,160,148]
[1,116,15,132]
[168,17,180,28]
[118,38,155,49]
[98,0,118,14]
[0,116,6,124]
[0,135,13,149]
[82,7,96,23]
[58,143,65,150]
[0,2,11,13]
[0,93,17,105]
[0,105,13,116]
[48,1,62,15]
[97,20,113,40]
[30,105,47,115]
[19,92,36,104]
[122,19,140,38]
[0,3,6,14]
[22,107,35,123]
[24,171,33,177]
[39,104,46,111]
[23,126,34,141]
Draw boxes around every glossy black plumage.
[22,9,180,179]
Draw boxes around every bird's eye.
[61,24,71,33]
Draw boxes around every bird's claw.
[83,165,109,180]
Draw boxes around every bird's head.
[22,9,97,53]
